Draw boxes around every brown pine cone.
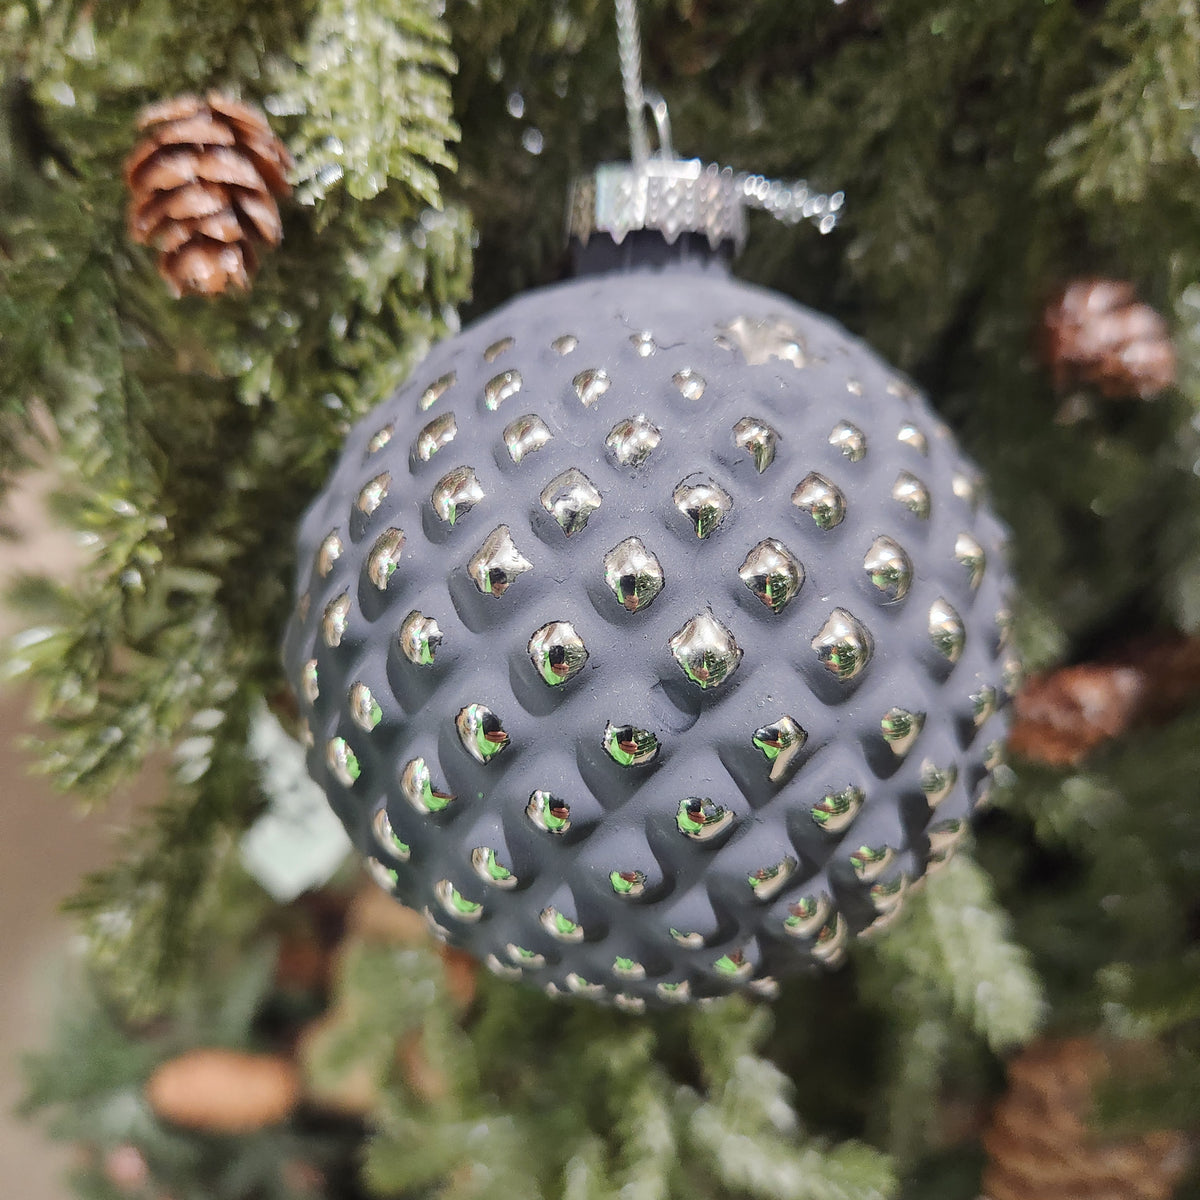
[1043,279,1175,399]
[124,92,291,297]
[145,1048,300,1133]
[981,1038,1191,1200]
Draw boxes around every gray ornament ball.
[283,258,1016,1010]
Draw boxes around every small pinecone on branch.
[981,1038,1191,1200]
[124,92,292,297]
[1043,279,1175,400]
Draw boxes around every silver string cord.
[615,0,650,165]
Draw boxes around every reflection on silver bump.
[850,844,895,882]
[952,472,979,509]
[669,611,743,690]
[551,334,578,355]
[614,993,645,1014]
[566,973,604,997]
[414,412,457,462]
[897,423,928,455]
[604,537,664,612]
[400,758,455,813]
[613,956,646,980]
[716,315,807,367]
[881,707,925,756]
[483,336,514,363]
[468,525,532,597]
[954,532,986,590]
[676,797,734,841]
[753,716,807,782]
[357,472,390,516]
[326,737,360,787]
[528,621,588,686]
[606,414,661,467]
[732,416,779,473]
[431,465,484,525]
[812,914,848,965]
[972,685,998,728]
[526,790,571,834]
[456,703,510,763]
[365,858,398,891]
[673,477,732,538]
[301,659,319,704]
[399,610,442,665]
[610,869,646,898]
[419,370,456,411]
[673,367,706,400]
[783,894,831,939]
[317,531,343,577]
[540,468,602,537]
[372,807,410,861]
[573,367,611,407]
[435,878,483,922]
[486,955,522,980]
[811,785,864,833]
[829,421,866,461]
[367,424,394,454]
[920,760,958,806]
[540,906,584,942]
[349,681,381,732]
[322,593,351,647]
[863,535,912,602]
[748,856,796,901]
[506,943,545,968]
[367,528,405,590]
[502,413,553,464]
[471,846,517,889]
[484,369,522,411]
[929,597,966,663]
[739,538,804,614]
[656,980,691,1003]
[792,472,846,530]
[892,471,931,519]
[812,609,873,680]
[630,330,656,357]
[603,723,659,767]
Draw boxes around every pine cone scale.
[125,92,291,297]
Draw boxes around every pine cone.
[145,1048,300,1133]
[124,92,291,297]
[1043,279,1175,399]
[981,1038,1191,1200]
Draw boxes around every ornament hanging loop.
[642,88,676,162]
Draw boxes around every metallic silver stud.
[927,818,967,866]
[996,608,1013,650]
[929,597,966,663]
[603,537,664,612]
[732,416,779,473]
[869,874,909,917]
[673,367,706,400]
[483,335,514,363]
[528,621,589,686]
[812,914,849,966]
[372,807,410,861]
[326,737,360,787]
[753,716,807,781]
[952,472,979,509]
[300,659,319,704]
[322,593,351,647]
[610,869,646,898]
[526,790,572,834]
[606,414,661,467]
[863,535,912,602]
[669,611,743,690]
[893,471,931,519]
[483,369,522,411]
[897,423,928,455]
[349,682,381,732]
[540,468,602,537]
[656,980,691,1004]
[614,993,646,1014]
[630,330,656,357]
[850,844,895,882]
[971,684,998,728]
[468,525,532,597]
[793,472,846,530]
[573,367,610,407]
[540,906,584,942]
[400,757,455,813]
[356,472,390,517]
[485,955,522,980]
[566,973,605,998]
[920,760,958,807]
[471,846,517,889]
[881,707,925,756]
[812,609,873,680]
[783,894,831,939]
[716,315,807,367]
[673,477,732,538]
[317,531,343,577]
[676,797,734,841]
[954,532,986,590]
[502,413,553,464]
[414,412,458,462]
[713,949,753,980]
[431,465,484,525]
[748,976,781,1000]
[399,610,442,665]
[551,333,578,355]
[739,538,804,614]
[829,421,866,461]
[435,878,484,922]
[613,956,646,980]
[366,858,398,891]
[811,785,864,833]
[846,378,863,396]
[367,528,405,590]
[603,722,659,767]
[748,856,796,901]
[670,928,705,949]
[456,703,510,763]
[367,424,394,454]
[419,370,456,411]
[507,943,545,969]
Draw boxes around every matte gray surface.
[284,259,1014,1007]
